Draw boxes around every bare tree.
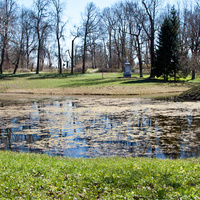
[116,2,128,66]
[31,0,51,74]
[13,8,25,74]
[126,1,146,77]
[71,35,78,74]
[141,0,160,78]
[186,5,200,79]
[110,2,129,69]
[23,8,36,70]
[51,0,67,74]
[102,7,116,69]
[0,0,18,74]
[87,34,98,68]
[80,2,100,74]
[70,27,79,74]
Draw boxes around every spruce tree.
[170,7,180,81]
[155,7,180,81]
[155,17,173,81]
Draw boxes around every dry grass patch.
[5,85,188,96]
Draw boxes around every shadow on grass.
[0,73,36,80]
[0,73,83,80]
[1,73,187,88]
[59,77,121,87]
[121,78,186,85]
[59,77,176,88]
[27,73,83,79]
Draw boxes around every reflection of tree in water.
[0,103,51,153]
[155,114,200,158]
[78,108,200,158]
[78,111,159,157]
[155,115,182,159]
[1,98,200,158]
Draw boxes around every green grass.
[0,151,199,199]
[0,72,193,92]
[0,72,147,89]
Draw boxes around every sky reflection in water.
[0,97,200,159]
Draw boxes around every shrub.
[74,64,88,73]
[99,68,120,72]
[18,68,31,73]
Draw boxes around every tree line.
[0,0,200,80]
[0,0,65,75]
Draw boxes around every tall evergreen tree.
[155,7,180,81]
[155,18,173,81]
[170,7,180,81]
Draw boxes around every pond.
[0,95,200,159]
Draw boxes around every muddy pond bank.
[0,94,200,159]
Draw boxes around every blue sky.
[18,0,118,26]
[18,0,194,26]
[18,0,119,55]
[18,0,191,52]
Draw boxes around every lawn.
[0,151,199,199]
[0,72,162,88]
[0,72,192,96]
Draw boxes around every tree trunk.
[82,52,86,74]
[26,35,30,69]
[192,70,195,80]
[14,30,24,74]
[0,34,7,74]
[26,53,30,69]
[36,40,41,74]
[57,33,62,74]
[150,24,155,78]
[71,39,74,74]
[82,34,87,74]
[0,48,4,74]
[13,47,21,74]
[13,58,20,74]
[109,30,112,68]
[58,42,62,74]
[136,36,143,78]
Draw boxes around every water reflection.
[0,97,200,159]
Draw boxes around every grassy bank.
[0,151,199,199]
[178,86,200,100]
[0,72,191,96]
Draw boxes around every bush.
[18,68,31,73]
[7,68,31,73]
[74,64,88,73]
[42,68,57,73]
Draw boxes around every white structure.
[123,58,131,77]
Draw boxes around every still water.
[0,96,200,159]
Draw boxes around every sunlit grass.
[0,72,192,91]
[0,151,199,199]
[0,72,193,97]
